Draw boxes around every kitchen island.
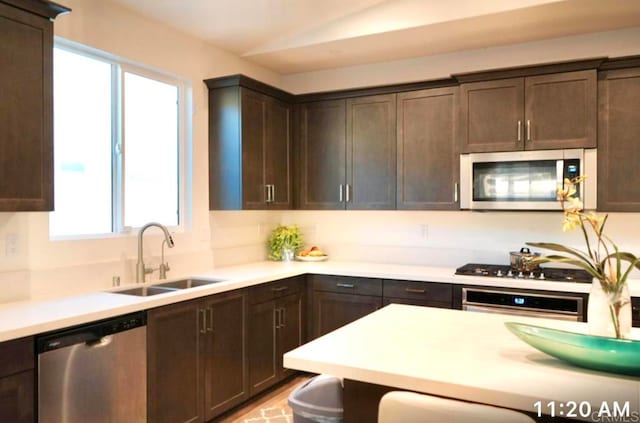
[283,304,640,422]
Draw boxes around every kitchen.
[1,0,640,422]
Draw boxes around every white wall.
[281,26,640,93]
[0,0,281,303]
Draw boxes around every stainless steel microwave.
[459,149,597,210]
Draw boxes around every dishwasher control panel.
[36,311,146,352]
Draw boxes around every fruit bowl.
[295,254,328,262]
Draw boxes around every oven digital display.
[514,297,525,305]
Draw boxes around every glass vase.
[587,278,632,339]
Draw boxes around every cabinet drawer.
[383,280,452,304]
[0,337,33,377]
[311,275,382,296]
[249,276,304,304]
[633,297,640,328]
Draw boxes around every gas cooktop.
[455,263,592,283]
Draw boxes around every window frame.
[51,37,188,240]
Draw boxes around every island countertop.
[283,304,640,421]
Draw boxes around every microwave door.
[469,160,559,210]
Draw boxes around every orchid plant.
[527,176,640,338]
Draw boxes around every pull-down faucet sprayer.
[136,222,175,283]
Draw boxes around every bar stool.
[378,391,535,423]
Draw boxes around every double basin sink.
[113,278,225,296]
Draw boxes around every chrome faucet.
[136,222,175,283]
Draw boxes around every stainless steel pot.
[510,247,540,272]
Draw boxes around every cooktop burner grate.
[455,263,592,283]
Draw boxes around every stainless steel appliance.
[459,148,597,210]
[37,312,147,423]
[462,287,585,321]
[456,263,588,321]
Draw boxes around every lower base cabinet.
[633,298,639,328]
[311,275,383,338]
[248,277,304,397]
[147,289,248,423]
[0,337,34,423]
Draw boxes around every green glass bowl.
[505,322,640,376]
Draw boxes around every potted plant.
[267,225,303,261]
[527,176,640,339]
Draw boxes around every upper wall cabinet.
[298,94,396,210]
[206,78,293,210]
[459,70,597,153]
[597,66,640,211]
[0,0,69,211]
[396,87,459,210]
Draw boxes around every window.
[51,42,186,238]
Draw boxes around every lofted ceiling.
[110,0,640,74]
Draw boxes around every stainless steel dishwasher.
[37,311,147,423]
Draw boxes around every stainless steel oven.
[462,287,585,321]
[459,148,596,210]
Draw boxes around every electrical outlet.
[5,234,18,256]
[420,225,428,239]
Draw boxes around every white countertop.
[1,260,638,342]
[283,304,640,420]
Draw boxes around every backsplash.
[210,210,640,277]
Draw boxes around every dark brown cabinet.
[0,0,68,211]
[248,277,304,396]
[299,94,396,210]
[207,83,292,210]
[383,280,453,308]
[460,70,596,153]
[597,67,640,211]
[147,289,248,423]
[632,298,640,328]
[310,275,382,338]
[0,337,34,423]
[396,87,459,209]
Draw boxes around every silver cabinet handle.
[265,185,271,203]
[207,307,214,333]
[274,308,280,329]
[526,120,531,141]
[270,185,275,203]
[271,286,289,293]
[405,288,426,294]
[336,283,355,289]
[199,309,207,334]
[517,120,522,141]
[454,182,459,203]
[346,184,351,202]
[339,184,344,202]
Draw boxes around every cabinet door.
[248,300,278,396]
[0,4,53,211]
[525,70,596,150]
[265,97,293,209]
[203,290,248,420]
[0,371,33,423]
[277,293,303,380]
[313,291,382,338]
[598,67,640,211]
[148,300,203,423]
[299,100,346,209]
[346,94,396,209]
[632,298,640,328]
[460,78,524,153]
[397,87,459,209]
[241,89,267,209]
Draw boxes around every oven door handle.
[463,304,579,321]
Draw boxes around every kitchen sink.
[153,278,226,289]
[112,286,179,296]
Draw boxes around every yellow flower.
[585,211,605,231]
[562,212,581,232]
